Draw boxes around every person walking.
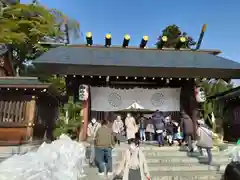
[115,138,150,180]
[112,115,124,145]
[138,115,146,142]
[152,110,165,147]
[94,119,115,176]
[166,117,174,146]
[87,118,101,166]
[125,113,138,144]
[172,121,182,146]
[145,117,155,141]
[196,120,213,165]
[180,111,194,152]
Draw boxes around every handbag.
[224,161,240,180]
[112,175,123,180]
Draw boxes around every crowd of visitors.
[86,110,214,179]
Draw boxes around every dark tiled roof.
[34,46,240,69]
[0,77,60,98]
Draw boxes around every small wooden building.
[0,45,59,145]
[33,40,240,140]
[0,77,59,145]
[209,87,240,142]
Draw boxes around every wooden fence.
[0,100,27,123]
[0,95,36,144]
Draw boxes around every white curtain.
[90,87,181,112]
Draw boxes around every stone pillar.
[25,96,36,141]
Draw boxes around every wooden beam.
[25,96,37,141]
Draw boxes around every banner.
[90,87,181,112]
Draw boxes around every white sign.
[90,87,181,112]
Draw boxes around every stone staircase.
[84,143,231,180]
[114,143,230,180]
[0,142,230,180]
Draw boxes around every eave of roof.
[0,77,49,87]
[0,77,62,99]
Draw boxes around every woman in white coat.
[125,113,138,143]
[112,115,124,145]
[115,138,150,180]
[196,121,213,165]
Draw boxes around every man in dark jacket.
[180,111,194,152]
[152,110,165,146]
[95,120,115,176]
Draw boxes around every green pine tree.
[53,96,82,139]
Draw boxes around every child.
[166,120,175,146]
[138,115,146,142]
[115,138,150,180]
[173,121,183,146]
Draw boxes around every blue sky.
[22,0,240,83]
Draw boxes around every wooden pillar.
[180,79,198,140]
[189,80,198,140]
[25,96,36,141]
[79,87,90,141]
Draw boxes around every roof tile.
[34,46,240,70]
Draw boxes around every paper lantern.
[79,84,89,101]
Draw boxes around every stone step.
[114,157,230,165]
[112,163,223,170]
[112,164,221,172]
[83,166,223,180]
[112,150,230,163]
[113,145,221,152]
[112,151,229,160]
[149,171,223,180]
[83,167,223,180]
[143,151,228,158]
[147,163,223,169]
[112,150,230,167]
